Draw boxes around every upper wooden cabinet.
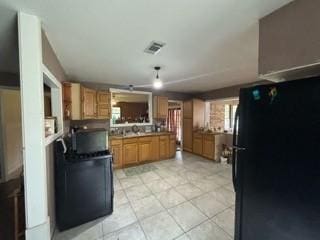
[96,91,111,119]
[183,100,193,119]
[63,82,81,120]
[81,87,97,119]
[153,96,168,119]
[62,82,111,120]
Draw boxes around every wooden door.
[193,132,203,155]
[123,138,139,165]
[97,91,111,119]
[111,140,123,168]
[159,136,169,160]
[138,137,153,162]
[183,118,193,152]
[169,134,176,158]
[183,100,193,118]
[202,135,215,160]
[81,87,96,119]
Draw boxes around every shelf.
[45,130,63,146]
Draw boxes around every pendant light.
[153,66,163,89]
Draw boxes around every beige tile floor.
[54,151,235,240]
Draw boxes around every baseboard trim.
[26,217,50,240]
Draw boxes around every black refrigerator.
[233,77,320,240]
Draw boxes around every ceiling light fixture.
[153,66,163,89]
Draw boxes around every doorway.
[167,100,182,151]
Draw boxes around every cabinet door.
[183,118,193,152]
[158,96,168,118]
[202,137,214,160]
[159,136,169,160]
[81,87,97,119]
[123,142,139,165]
[169,134,176,158]
[138,137,153,162]
[193,134,203,155]
[183,100,193,118]
[151,136,160,161]
[97,91,111,119]
[154,96,168,119]
[111,140,122,168]
[63,83,72,120]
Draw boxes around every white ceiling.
[0,0,293,92]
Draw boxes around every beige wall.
[0,89,22,180]
[41,30,67,237]
[259,0,320,74]
[42,31,67,83]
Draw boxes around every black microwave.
[72,128,107,154]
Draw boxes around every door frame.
[168,100,183,149]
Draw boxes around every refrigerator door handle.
[232,107,240,192]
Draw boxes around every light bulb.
[153,79,163,89]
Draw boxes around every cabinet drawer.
[203,134,214,141]
[160,135,169,140]
[170,134,175,140]
[123,138,139,144]
[138,136,153,142]
[193,132,203,139]
[111,139,122,145]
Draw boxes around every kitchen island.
[110,132,176,169]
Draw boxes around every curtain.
[167,108,181,142]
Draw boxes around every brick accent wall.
[209,103,225,130]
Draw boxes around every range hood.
[259,62,320,82]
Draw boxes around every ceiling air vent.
[144,41,166,55]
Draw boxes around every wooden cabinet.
[183,100,193,119]
[97,91,111,119]
[202,134,215,160]
[111,133,175,168]
[153,96,168,119]
[110,139,123,169]
[138,137,153,163]
[63,82,81,120]
[183,118,193,152]
[193,132,203,155]
[81,87,97,119]
[62,82,111,120]
[169,134,176,158]
[159,135,169,160]
[183,99,205,152]
[123,138,139,165]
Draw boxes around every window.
[224,104,238,131]
[112,107,121,123]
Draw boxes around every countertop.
[110,131,174,140]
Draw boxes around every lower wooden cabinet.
[183,118,193,152]
[192,132,215,160]
[169,134,176,158]
[193,132,203,155]
[110,139,123,169]
[159,136,169,160]
[110,134,175,168]
[138,137,153,163]
[123,138,139,165]
[202,135,215,160]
